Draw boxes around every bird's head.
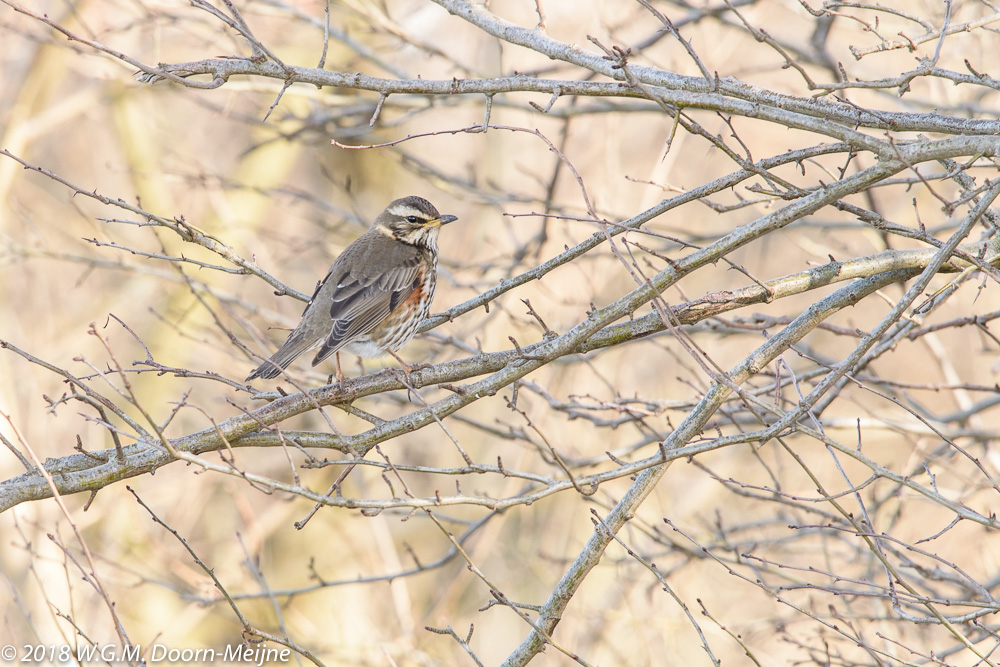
[374,196,458,248]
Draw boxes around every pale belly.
[342,339,390,358]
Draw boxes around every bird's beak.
[430,214,458,227]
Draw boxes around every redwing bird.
[246,196,457,382]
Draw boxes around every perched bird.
[246,196,457,382]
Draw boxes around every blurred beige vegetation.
[2,0,1000,665]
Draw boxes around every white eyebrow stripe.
[388,204,424,218]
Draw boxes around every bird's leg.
[335,351,346,392]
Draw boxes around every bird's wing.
[310,233,425,364]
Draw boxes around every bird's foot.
[385,349,424,390]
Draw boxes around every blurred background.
[2,0,1000,664]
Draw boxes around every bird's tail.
[246,333,311,381]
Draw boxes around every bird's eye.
[406,216,421,224]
